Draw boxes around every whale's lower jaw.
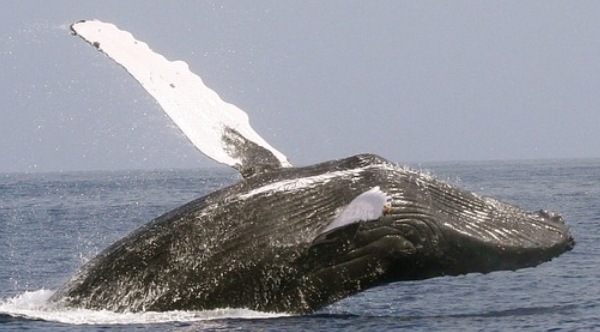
[280,207,573,313]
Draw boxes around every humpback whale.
[51,20,574,314]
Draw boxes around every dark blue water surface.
[1,159,598,331]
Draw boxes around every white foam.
[0,290,287,325]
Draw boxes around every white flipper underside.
[71,20,292,172]
[321,186,389,234]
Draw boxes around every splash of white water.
[0,289,287,325]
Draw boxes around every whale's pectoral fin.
[317,186,390,234]
[70,20,292,176]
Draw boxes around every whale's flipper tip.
[71,19,292,176]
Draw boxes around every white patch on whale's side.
[238,163,397,200]
[321,186,389,234]
[71,20,291,170]
[239,169,364,200]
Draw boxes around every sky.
[1,1,599,173]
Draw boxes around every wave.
[0,289,287,325]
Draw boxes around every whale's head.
[305,183,574,298]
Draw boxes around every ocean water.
[0,159,598,331]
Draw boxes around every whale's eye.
[320,186,389,234]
